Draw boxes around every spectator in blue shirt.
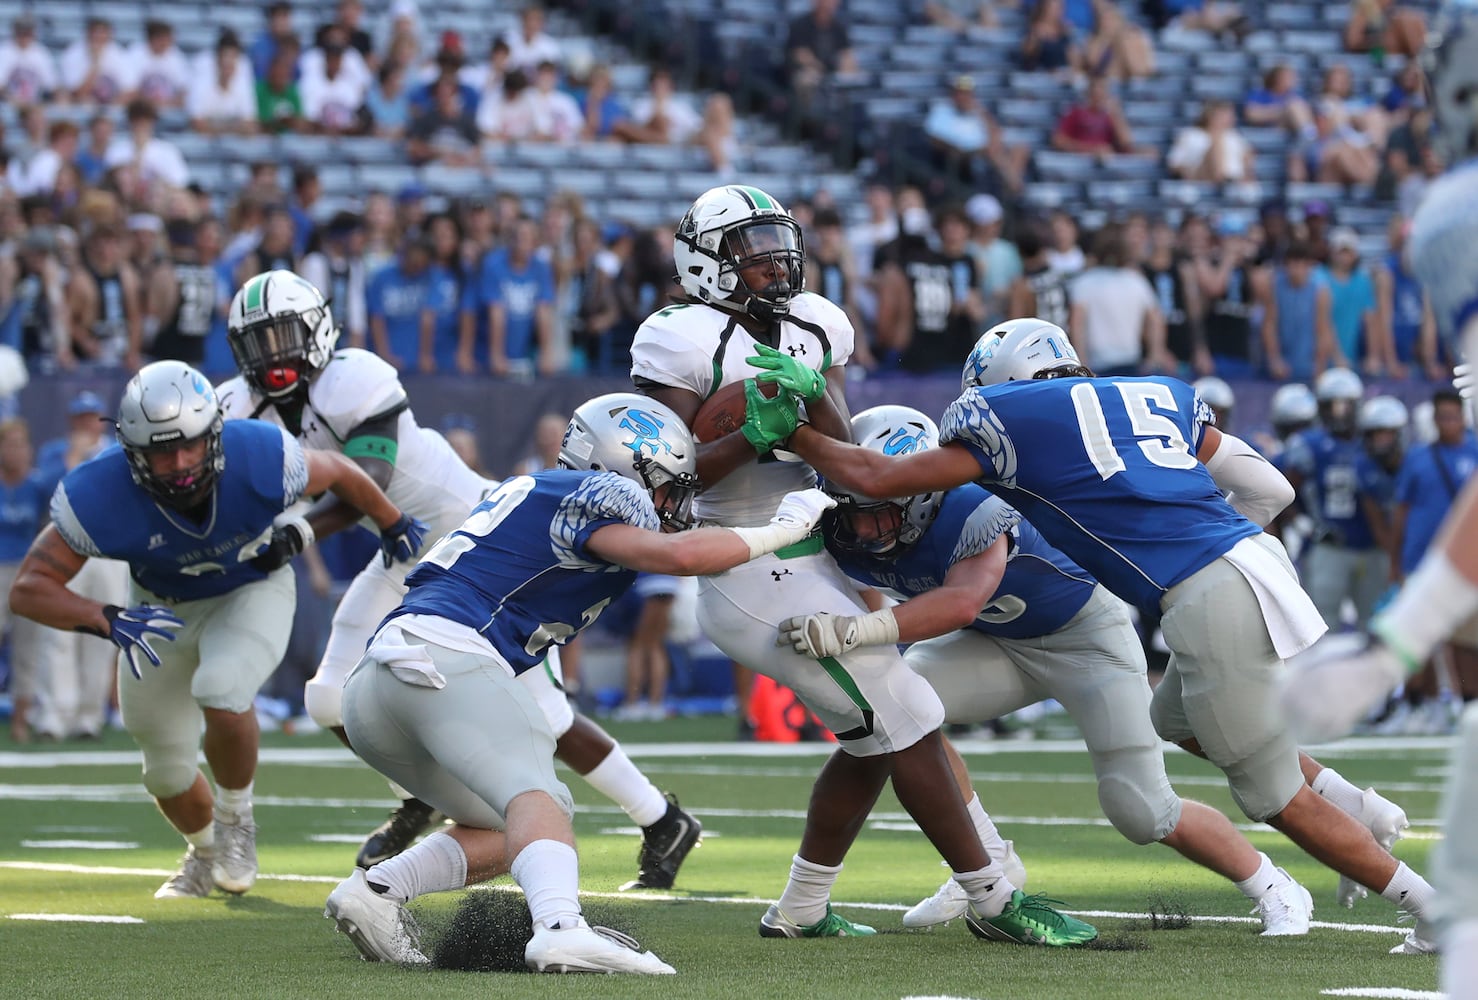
[577,63,630,140]
[1259,241,1332,381]
[250,1,298,82]
[367,236,434,370]
[74,114,114,186]
[423,213,477,374]
[1394,390,1478,580]
[0,417,47,743]
[1321,226,1381,372]
[34,391,109,495]
[481,217,556,376]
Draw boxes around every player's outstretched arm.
[789,425,983,499]
[585,489,836,576]
[304,449,405,532]
[1197,425,1295,527]
[9,526,109,634]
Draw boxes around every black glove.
[249,518,314,573]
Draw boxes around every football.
[691,378,780,443]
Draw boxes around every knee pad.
[305,678,345,729]
[141,751,198,800]
[1097,770,1182,845]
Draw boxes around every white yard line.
[0,860,1418,938]
[1320,989,1445,999]
[8,913,144,924]
[20,840,139,850]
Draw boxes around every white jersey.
[217,348,492,527]
[630,292,854,527]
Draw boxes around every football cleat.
[1253,871,1313,936]
[154,846,215,899]
[211,813,257,894]
[965,890,1098,947]
[759,903,877,938]
[903,843,1029,929]
[1337,788,1409,908]
[1390,919,1440,955]
[324,868,429,964]
[355,797,443,869]
[620,793,701,891]
[525,919,676,974]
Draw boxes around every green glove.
[740,378,801,454]
[747,342,827,403]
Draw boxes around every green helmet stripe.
[743,186,774,211]
[243,275,265,312]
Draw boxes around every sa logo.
[883,426,930,456]
[620,410,673,456]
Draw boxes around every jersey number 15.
[1070,382,1199,481]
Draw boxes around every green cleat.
[759,903,877,938]
[965,890,1098,947]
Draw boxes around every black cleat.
[356,798,443,869]
[620,793,701,890]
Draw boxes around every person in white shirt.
[105,99,190,193]
[188,31,259,135]
[299,27,373,101]
[61,18,133,105]
[503,5,562,76]
[0,15,60,104]
[626,68,702,145]
[1068,223,1171,375]
[516,60,582,144]
[1167,100,1256,184]
[125,21,190,110]
[460,37,509,95]
[7,120,79,198]
[301,30,369,135]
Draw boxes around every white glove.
[1456,362,1473,400]
[729,489,837,560]
[777,609,899,659]
[1280,633,1407,744]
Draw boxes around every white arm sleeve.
[1204,432,1295,527]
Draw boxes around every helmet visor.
[723,219,805,296]
[826,498,904,556]
[229,309,323,397]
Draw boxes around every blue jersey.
[480,250,555,362]
[1283,427,1375,549]
[830,485,1097,639]
[427,264,474,372]
[389,469,658,676]
[50,420,308,601]
[0,471,48,562]
[1395,436,1478,574]
[939,376,1260,608]
[367,262,431,363]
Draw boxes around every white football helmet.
[824,405,945,557]
[673,185,805,323]
[1269,383,1318,437]
[116,360,225,508]
[1314,366,1365,435]
[559,393,699,530]
[961,318,1080,391]
[1358,394,1410,432]
[227,269,339,402]
[1192,376,1235,412]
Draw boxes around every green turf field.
[0,723,1447,1000]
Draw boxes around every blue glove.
[96,605,185,680]
[380,514,429,567]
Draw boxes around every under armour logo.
[147,533,166,550]
[771,569,793,581]
[786,344,806,357]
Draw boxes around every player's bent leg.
[1301,751,1411,907]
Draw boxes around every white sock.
[955,862,1015,918]
[582,749,668,828]
[184,824,216,854]
[1310,768,1365,817]
[216,782,254,822]
[776,855,841,926]
[965,794,1010,858]
[365,830,468,904]
[1379,550,1478,666]
[1442,921,1478,996]
[510,839,581,930]
[1232,852,1286,900]
[1379,861,1434,918]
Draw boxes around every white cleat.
[154,846,215,899]
[1337,788,1410,908]
[525,919,676,974]
[323,868,429,964]
[211,813,257,895]
[903,842,1028,929]
[1390,920,1440,954]
[1254,870,1314,936]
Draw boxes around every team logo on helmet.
[620,410,673,456]
[883,427,931,455]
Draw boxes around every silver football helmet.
[673,185,805,323]
[1359,394,1410,465]
[825,405,945,558]
[1314,366,1365,435]
[116,360,225,508]
[227,269,339,402]
[559,393,699,530]
[1269,383,1318,438]
[961,318,1080,391]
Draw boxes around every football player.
[1284,3,1478,987]
[322,393,835,973]
[789,318,1437,952]
[219,271,703,889]
[630,186,1096,946]
[791,405,1314,935]
[8,361,424,899]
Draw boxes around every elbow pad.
[1204,433,1294,527]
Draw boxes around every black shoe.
[620,793,701,890]
[355,798,443,869]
